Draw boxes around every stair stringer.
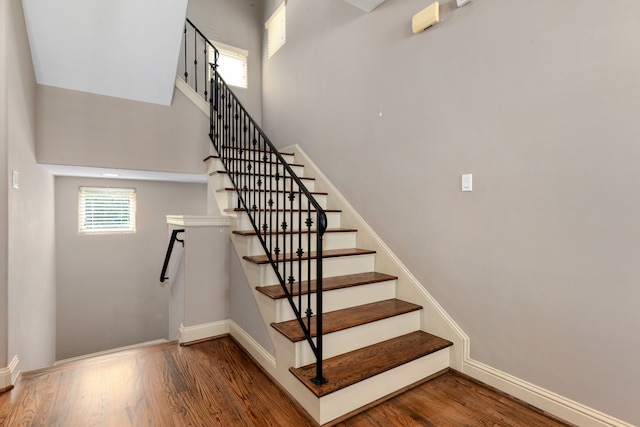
[282,144,470,370]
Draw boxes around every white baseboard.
[55,340,169,366]
[463,359,634,427]
[229,320,276,372]
[179,320,230,344]
[0,355,20,389]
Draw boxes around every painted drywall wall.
[0,0,10,370]
[182,226,230,327]
[186,0,263,123]
[6,0,56,373]
[36,85,211,174]
[229,251,275,355]
[55,177,206,360]
[261,0,640,425]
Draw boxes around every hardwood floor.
[0,337,573,426]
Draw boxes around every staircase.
[206,152,453,424]
[183,19,465,425]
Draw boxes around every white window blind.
[79,187,136,234]
[209,43,248,89]
[266,1,286,59]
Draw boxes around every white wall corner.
[342,0,385,13]
[179,320,231,344]
[0,356,21,390]
[463,356,634,427]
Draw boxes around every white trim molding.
[463,359,635,427]
[166,215,231,227]
[229,320,276,371]
[178,320,230,344]
[0,356,20,389]
[175,77,210,117]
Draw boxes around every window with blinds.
[79,187,136,234]
[209,43,248,88]
[266,1,286,59]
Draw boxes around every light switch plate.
[12,170,19,190]
[462,174,472,192]
[457,0,472,6]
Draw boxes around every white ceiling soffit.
[342,0,386,12]
[22,0,188,106]
[41,164,206,184]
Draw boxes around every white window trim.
[265,1,286,59]
[78,187,136,235]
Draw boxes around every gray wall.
[36,85,211,174]
[55,177,206,360]
[5,0,56,372]
[261,0,640,425]
[186,0,263,122]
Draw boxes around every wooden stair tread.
[271,299,421,342]
[291,331,453,397]
[243,247,375,265]
[257,271,397,300]
[233,228,355,237]
[210,170,314,181]
[217,187,328,196]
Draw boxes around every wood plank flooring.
[0,337,574,427]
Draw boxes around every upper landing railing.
[179,18,328,386]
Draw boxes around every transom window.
[266,1,286,59]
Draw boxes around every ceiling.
[22,0,188,106]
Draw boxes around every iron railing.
[160,229,185,282]
[180,19,328,385]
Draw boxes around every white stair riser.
[292,311,420,367]
[235,211,340,233]
[241,231,357,257]
[211,173,315,193]
[318,348,451,425]
[207,154,298,172]
[222,191,328,211]
[274,279,397,323]
[244,254,376,287]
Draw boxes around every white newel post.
[165,215,231,343]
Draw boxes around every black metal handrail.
[160,229,185,282]
[180,19,328,385]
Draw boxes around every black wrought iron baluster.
[312,210,327,385]
[183,26,188,82]
[252,128,258,243]
[289,183,295,314]
[269,147,274,265]
[203,43,208,101]
[306,204,312,334]
[298,187,303,313]
[193,31,198,94]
